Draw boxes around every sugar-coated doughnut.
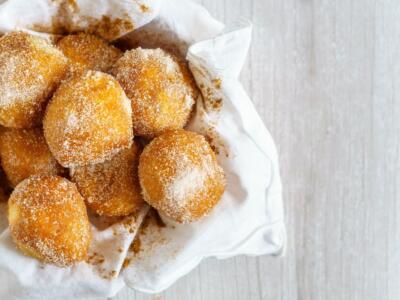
[0,128,64,187]
[71,141,144,217]
[43,71,133,168]
[139,130,225,223]
[111,48,198,138]
[0,32,68,128]
[57,33,122,74]
[8,175,91,267]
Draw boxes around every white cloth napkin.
[0,0,286,298]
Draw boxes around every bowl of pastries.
[0,31,226,267]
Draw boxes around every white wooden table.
[112,0,400,299]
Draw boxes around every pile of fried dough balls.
[0,32,225,267]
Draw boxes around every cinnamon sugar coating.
[0,32,68,128]
[8,175,92,267]
[57,33,122,74]
[111,48,198,138]
[43,71,133,168]
[0,128,64,187]
[71,140,144,217]
[139,130,225,223]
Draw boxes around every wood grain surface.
[111,0,400,299]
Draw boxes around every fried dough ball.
[71,141,144,217]
[111,48,198,138]
[0,32,68,128]
[43,71,133,168]
[0,128,64,187]
[57,33,122,74]
[139,130,226,223]
[8,175,91,267]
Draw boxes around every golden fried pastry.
[8,175,91,267]
[43,71,133,168]
[0,128,64,187]
[71,141,144,217]
[111,48,198,138]
[0,32,68,128]
[57,33,122,74]
[139,130,225,223]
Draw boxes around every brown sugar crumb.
[92,16,135,42]
[187,67,229,156]
[35,1,77,35]
[211,97,223,110]
[120,214,142,234]
[122,258,131,269]
[124,209,170,260]
[130,237,141,254]
[190,65,224,113]
[34,3,135,41]
[86,252,105,266]
[202,125,229,158]
[99,269,118,280]
[202,86,223,112]
[125,218,170,267]
[140,4,150,13]
[194,106,229,157]
[212,78,222,89]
